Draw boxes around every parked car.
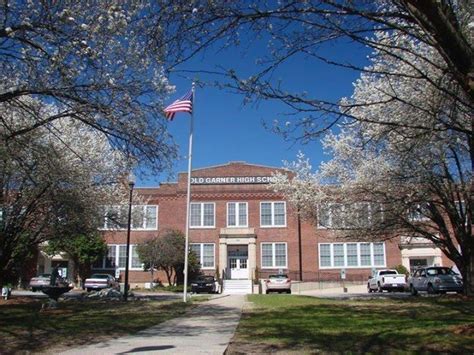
[29,274,52,291]
[265,274,291,294]
[84,274,120,292]
[29,273,69,291]
[190,276,220,294]
[408,266,463,295]
[367,269,406,293]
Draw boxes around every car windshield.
[379,271,397,275]
[197,276,214,282]
[269,274,288,279]
[426,268,455,276]
[90,274,109,279]
[38,274,51,278]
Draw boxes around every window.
[131,245,142,268]
[261,242,287,268]
[333,243,345,267]
[190,203,215,228]
[346,243,358,267]
[190,243,215,268]
[102,205,158,230]
[318,203,382,229]
[318,242,386,268]
[319,244,331,267]
[227,202,248,227]
[360,243,371,266]
[260,202,286,227]
[373,243,385,266]
[93,244,142,270]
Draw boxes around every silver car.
[265,274,291,294]
[408,267,463,295]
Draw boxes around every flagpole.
[183,82,195,302]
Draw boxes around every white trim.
[226,202,249,228]
[318,242,387,269]
[100,205,158,231]
[260,201,287,228]
[260,242,288,269]
[190,242,216,269]
[189,202,216,229]
[93,244,143,271]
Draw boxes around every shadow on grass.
[228,295,474,354]
[0,298,193,353]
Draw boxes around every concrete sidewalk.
[59,295,244,355]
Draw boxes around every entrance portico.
[219,228,256,280]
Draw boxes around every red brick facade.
[98,162,451,286]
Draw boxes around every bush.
[392,264,409,276]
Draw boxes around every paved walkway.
[59,295,245,355]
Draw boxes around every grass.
[0,297,196,354]
[228,295,474,354]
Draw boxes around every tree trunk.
[466,251,474,296]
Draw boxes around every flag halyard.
[164,90,193,120]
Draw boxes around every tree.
[1,1,178,172]
[0,114,129,287]
[44,233,107,286]
[136,230,200,286]
[271,26,472,293]
[158,1,472,140]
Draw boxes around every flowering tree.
[0,1,177,172]
[158,1,472,138]
[0,103,130,286]
[272,28,472,293]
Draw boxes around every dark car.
[408,266,463,295]
[190,276,220,294]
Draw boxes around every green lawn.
[228,295,474,354]
[0,297,196,353]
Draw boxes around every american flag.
[164,90,193,120]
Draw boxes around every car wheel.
[410,285,418,296]
[31,288,36,292]
[377,283,383,293]
[427,284,436,294]
[287,290,291,294]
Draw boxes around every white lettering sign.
[190,176,276,185]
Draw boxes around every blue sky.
[138,39,369,187]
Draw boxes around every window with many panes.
[101,205,158,230]
[93,244,142,270]
[190,203,215,228]
[261,242,287,268]
[227,202,248,227]
[318,242,386,268]
[190,243,215,268]
[260,202,286,227]
[317,203,382,229]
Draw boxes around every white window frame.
[190,202,216,228]
[317,202,382,229]
[260,201,287,228]
[100,205,158,231]
[318,242,386,269]
[260,242,288,269]
[227,202,248,228]
[190,243,215,269]
[92,244,143,270]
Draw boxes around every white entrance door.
[229,257,248,279]
[228,247,248,279]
